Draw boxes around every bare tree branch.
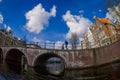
[70,32,79,50]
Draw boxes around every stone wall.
[57,40,120,68]
[96,40,120,65]
[0,40,120,69]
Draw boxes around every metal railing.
[36,38,119,50]
[26,41,82,50]
[2,37,120,50]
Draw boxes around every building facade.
[0,27,25,47]
[93,16,117,47]
[81,16,119,49]
[114,19,120,40]
[81,27,95,49]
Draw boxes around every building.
[92,16,117,47]
[114,19,120,40]
[81,27,95,49]
[91,23,101,47]
[0,27,26,47]
[108,3,120,21]
[81,16,119,49]
[81,37,86,49]
[86,27,95,48]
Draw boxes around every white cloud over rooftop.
[25,3,56,34]
[33,37,40,42]
[62,10,92,40]
[105,12,114,21]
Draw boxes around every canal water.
[0,59,120,80]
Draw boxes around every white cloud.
[33,37,40,42]
[98,9,102,12]
[0,13,3,24]
[54,41,63,49]
[3,24,12,32]
[62,10,92,40]
[0,0,2,3]
[3,24,6,29]
[25,3,56,34]
[50,6,56,17]
[79,10,84,14]
[105,12,114,21]
[7,26,11,32]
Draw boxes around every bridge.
[0,40,120,69]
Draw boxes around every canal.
[0,59,120,80]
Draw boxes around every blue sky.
[0,0,109,44]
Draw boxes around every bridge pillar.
[21,55,28,71]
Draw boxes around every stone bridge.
[0,40,120,69]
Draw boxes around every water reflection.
[0,59,120,80]
[34,57,65,77]
[46,57,65,76]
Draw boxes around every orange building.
[92,16,117,47]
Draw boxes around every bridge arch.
[5,48,28,69]
[33,52,66,75]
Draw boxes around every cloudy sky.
[0,0,111,44]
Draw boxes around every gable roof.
[97,18,111,24]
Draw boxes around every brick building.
[81,16,119,49]
[93,16,117,47]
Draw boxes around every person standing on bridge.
[64,40,68,50]
[62,43,64,50]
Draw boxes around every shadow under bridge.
[5,49,28,72]
[33,52,65,76]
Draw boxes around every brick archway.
[33,52,66,74]
[5,48,28,65]
[33,52,66,67]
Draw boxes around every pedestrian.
[65,40,68,50]
[62,43,64,50]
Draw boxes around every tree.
[70,32,79,50]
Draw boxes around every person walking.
[65,40,68,50]
[62,43,64,50]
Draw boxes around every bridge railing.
[2,38,120,50]
[26,41,82,50]
[26,39,120,50]
[26,41,99,50]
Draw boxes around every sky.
[0,0,112,45]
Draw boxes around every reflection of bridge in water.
[0,40,120,75]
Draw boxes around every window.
[112,31,116,34]
[100,25,102,28]
[102,31,105,35]
[104,23,107,25]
